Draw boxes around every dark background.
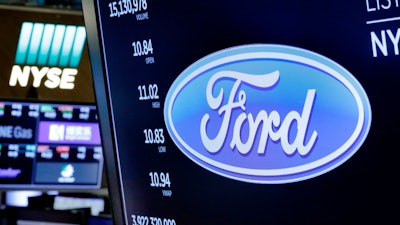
[87,0,399,224]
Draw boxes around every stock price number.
[149,172,171,188]
[144,128,164,144]
[108,0,148,18]
[138,84,159,100]
[132,39,153,57]
[131,215,176,225]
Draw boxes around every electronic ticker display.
[0,5,104,190]
[82,1,399,224]
[0,100,103,189]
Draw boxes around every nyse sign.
[9,22,86,89]
[9,66,77,89]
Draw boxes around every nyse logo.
[9,22,86,89]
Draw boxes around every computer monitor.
[0,4,94,103]
[82,0,398,224]
[0,100,103,190]
[0,4,104,190]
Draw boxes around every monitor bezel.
[81,1,126,224]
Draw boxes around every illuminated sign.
[38,121,101,145]
[164,44,372,184]
[9,22,86,89]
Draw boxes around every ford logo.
[164,44,371,184]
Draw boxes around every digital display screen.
[0,5,95,103]
[82,0,399,224]
[0,101,103,189]
[0,5,104,190]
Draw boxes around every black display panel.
[82,1,399,224]
[0,100,103,189]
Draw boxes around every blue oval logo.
[164,44,371,184]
